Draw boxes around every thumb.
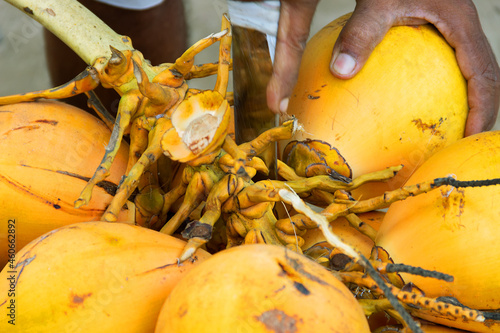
[330,9,393,79]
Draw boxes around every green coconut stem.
[5,0,133,65]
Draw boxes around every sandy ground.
[0,0,499,131]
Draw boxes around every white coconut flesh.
[172,91,227,154]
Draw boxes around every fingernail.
[332,53,356,76]
[279,98,289,113]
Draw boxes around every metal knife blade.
[228,1,280,180]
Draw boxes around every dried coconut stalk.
[278,188,424,333]
[279,188,360,260]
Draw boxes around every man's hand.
[268,0,500,136]
[266,0,320,115]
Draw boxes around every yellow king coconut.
[0,222,211,332]
[376,131,500,332]
[155,244,370,333]
[286,13,468,199]
[0,101,131,266]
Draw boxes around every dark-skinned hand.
[266,0,500,136]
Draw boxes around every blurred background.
[0,0,499,129]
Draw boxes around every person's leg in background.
[43,0,187,116]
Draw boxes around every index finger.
[267,0,319,114]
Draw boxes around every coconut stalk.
[5,0,133,65]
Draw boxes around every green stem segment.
[5,0,133,65]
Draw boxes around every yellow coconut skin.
[376,323,471,333]
[155,244,370,333]
[420,325,470,333]
[414,312,500,333]
[376,132,500,315]
[0,222,210,333]
[0,101,131,266]
[286,14,468,199]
